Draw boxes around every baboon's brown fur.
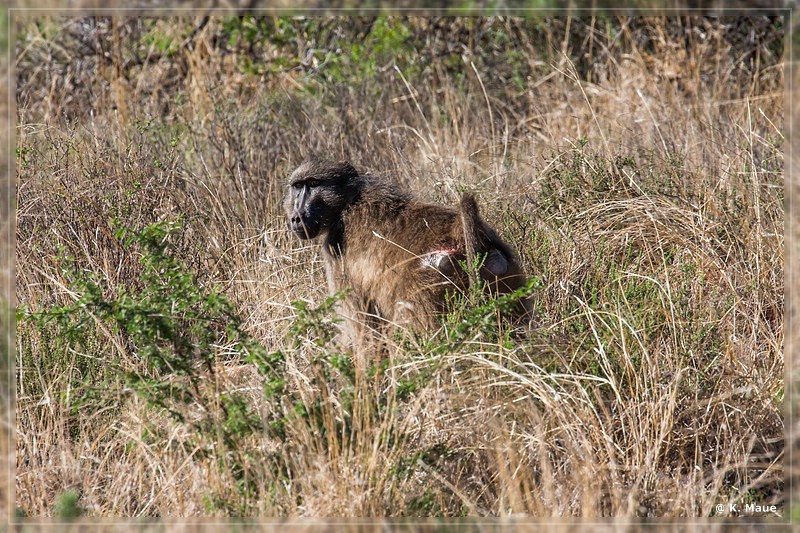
[284,159,532,341]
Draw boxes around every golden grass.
[12,14,785,520]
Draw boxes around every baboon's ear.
[335,160,359,179]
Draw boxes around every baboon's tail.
[460,193,482,289]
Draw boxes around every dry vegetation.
[13,15,785,519]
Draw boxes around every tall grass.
[13,15,784,518]
[1,7,12,523]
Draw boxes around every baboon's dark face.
[284,176,327,239]
[284,160,361,240]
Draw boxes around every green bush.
[18,220,269,444]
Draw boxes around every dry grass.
[12,14,785,520]
[1,7,12,524]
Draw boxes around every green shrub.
[18,220,269,445]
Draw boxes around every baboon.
[284,159,532,341]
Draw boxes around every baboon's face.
[284,175,327,240]
[284,160,360,240]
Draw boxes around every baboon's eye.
[305,179,322,188]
